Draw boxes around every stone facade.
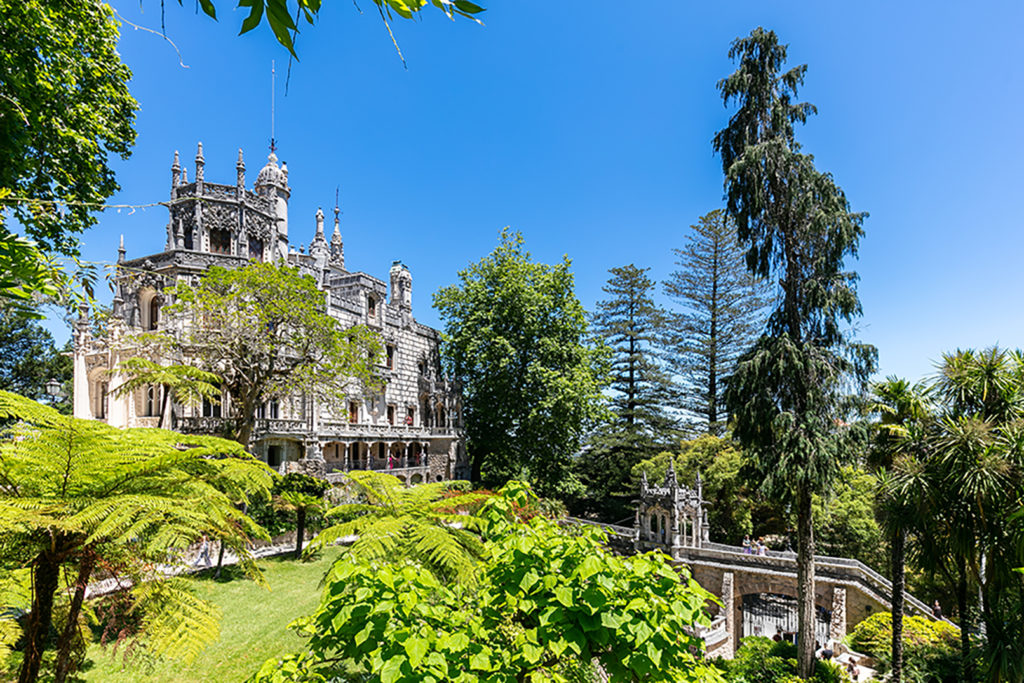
[72,144,469,484]
[634,459,710,556]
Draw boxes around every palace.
[72,144,468,484]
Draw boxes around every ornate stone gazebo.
[634,459,709,558]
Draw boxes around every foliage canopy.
[434,229,607,497]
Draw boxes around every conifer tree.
[714,28,876,677]
[582,265,675,513]
[663,210,768,434]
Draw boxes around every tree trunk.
[158,385,172,429]
[214,539,226,579]
[54,553,96,683]
[19,552,62,683]
[890,527,905,683]
[796,489,816,679]
[295,508,306,559]
[956,556,972,681]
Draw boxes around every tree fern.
[0,390,273,682]
[309,470,491,583]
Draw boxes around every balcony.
[178,416,309,436]
[318,421,457,440]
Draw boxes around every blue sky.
[57,0,1023,383]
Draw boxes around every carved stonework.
[203,203,239,233]
[829,587,847,643]
[75,145,464,486]
[722,572,736,659]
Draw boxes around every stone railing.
[318,421,457,440]
[693,614,728,646]
[256,418,308,434]
[324,463,431,484]
[178,416,227,434]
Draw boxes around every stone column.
[722,572,736,659]
[343,442,351,471]
[829,587,847,643]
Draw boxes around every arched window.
[145,385,159,417]
[147,297,160,330]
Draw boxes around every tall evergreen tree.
[663,210,768,434]
[0,307,71,409]
[582,265,675,516]
[714,28,876,677]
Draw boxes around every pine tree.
[662,210,768,434]
[581,265,675,517]
[714,28,876,677]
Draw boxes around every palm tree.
[0,390,272,683]
[309,471,491,582]
[928,349,1024,682]
[870,377,933,683]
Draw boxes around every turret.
[255,151,290,259]
[389,260,412,311]
[665,457,678,488]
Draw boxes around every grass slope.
[80,549,338,683]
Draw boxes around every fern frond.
[132,577,221,663]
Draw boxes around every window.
[386,345,395,370]
[348,401,359,424]
[367,295,377,317]
[97,382,108,419]
[202,396,222,418]
[267,445,282,468]
[386,405,396,425]
[145,386,159,417]
[256,399,279,419]
[406,407,415,427]
[210,228,231,255]
[183,229,194,250]
[147,297,160,330]
[249,236,264,261]
[418,360,427,376]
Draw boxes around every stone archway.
[740,593,832,646]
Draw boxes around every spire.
[195,142,205,183]
[117,234,125,263]
[665,458,678,488]
[236,148,245,187]
[181,166,188,183]
[171,150,181,188]
[696,470,703,500]
[641,469,649,491]
[330,197,344,269]
[315,207,325,236]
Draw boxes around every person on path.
[742,535,752,554]
[932,600,943,619]
[193,534,211,568]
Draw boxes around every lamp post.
[45,378,66,403]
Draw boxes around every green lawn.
[79,549,338,683]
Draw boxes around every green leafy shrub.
[251,480,725,682]
[716,637,851,683]
[848,612,960,682]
